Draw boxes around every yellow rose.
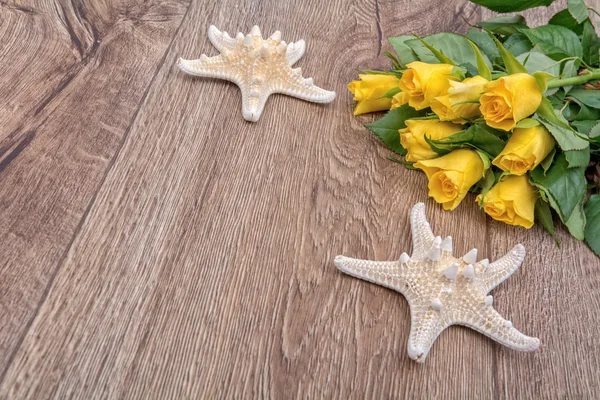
[431,76,488,124]
[479,73,543,131]
[399,119,463,162]
[347,74,400,115]
[414,149,485,210]
[423,72,457,109]
[476,175,537,228]
[398,62,455,110]
[493,125,555,175]
[390,91,409,110]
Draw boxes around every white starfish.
[334,203,540,363]
[177,25,336,122]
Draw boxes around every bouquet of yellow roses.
[349,1,600,256]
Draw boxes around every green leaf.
[458,63,479,79]
[565,197,586,240]
[533,71,556,92]
[579,111,600,127]
[486,31,528,74]
[450,99,481,107]
[589,122,600,139]
[564,146,590,167]
[548,90,567,109]
[571,103,600,121]
[427,124,507,157]
[561,58,580,94]
[530,153,587,223]
[477,150,491,174]
[536,115,589,150]
[407,115,442,121]
[424,135,452,156]
[504,33,533,57]
[365,105,425,155]
[567,0,589,23]
[518,25,583,60]
[381,87,401,99]
[405,33,491,72]
[476,168,497,197]
[467,39,492,80]
[477,15,528,36]
[516,52,561,76]
[466,28,501,64]
[584,195,600,256]
[385,51,402,70]
[566,100,600,121]
[549,9,584,35]
[387,155,416,168]
[388,35,420,66]
[571,120,598,134]
[540,147,556,172]
[562,59,580,79]
[534,98,589,151]
[449,66,467,81]
[469,0,552,13]
[534,198,557,242]
[414,35,456,65]
[568,87,600,109]
[581,20,600,66]
[515,118,541,128]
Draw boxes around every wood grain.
[0,0,190,378]
[1,0,599,397]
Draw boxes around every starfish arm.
[239,86,271,122]
[208,25,238,52]
[334,256,407,292]
[458,305,540,352]
[406,306,445,362]
[409,203,435,260]
[271,75,336,104]
[285,40,306,65]
[177,56,241,85]
[478,244,526,294]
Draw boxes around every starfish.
[334,203,540,363]
[177,25,336,122]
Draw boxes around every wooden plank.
[2,0,600,397]
[0,0,85,140]
[0,0,491,396]
[486,224,600,398]
[0,0,190,379]
[480,0,600,396]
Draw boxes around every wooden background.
[1,0,599,397]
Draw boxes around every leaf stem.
[547,57,591,71]
[559,99,571,114]
[588,6,600,17]
[546,69,600,88]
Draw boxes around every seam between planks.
[0,2,195,386]
[473,1,500,392]
[374,0,382,56]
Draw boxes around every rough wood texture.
[1,0,599,397]
[0,0,190,378]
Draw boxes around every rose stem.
[547,69,600,89]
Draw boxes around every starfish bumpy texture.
[334,203,540,363]
[178,25,336,122]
